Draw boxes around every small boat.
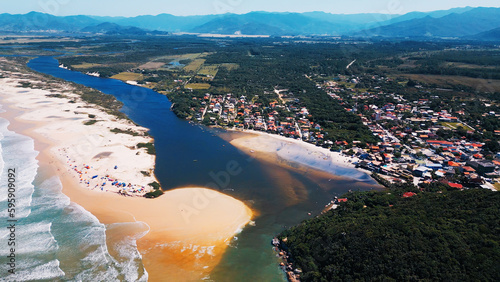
[86,71,100,77]
[250,150,255,153]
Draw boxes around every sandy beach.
[227,130,374,182]
[0,60,253,280]
[0,75,158,196]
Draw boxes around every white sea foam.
[0,113,147,281]
[6,259,65,281]
[42,177,149,281]
[0,120,4,193]
[109,225,149,282]
[0,117,38,219]
[0,115,64,281]
[0,222,58,255]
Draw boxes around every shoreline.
[0,71,159,197]
[0,62,253,280]
[223,129,376,183]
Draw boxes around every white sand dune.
[230,130,373,182]
[0,76,157,195]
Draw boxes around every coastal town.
[319,74,500,190]
[176,71,500,192]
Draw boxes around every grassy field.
[195,75,213,81]
[184,59,206,72]
[142,82,158,89]
[185,83,211,90]
[72,63,102,69]
[153,53,210,63]
[198,65,219,77]
[337,81,356,89]
[440,122,474,131]
[494,182,500,191]
[444,62,496,69]
[138,62,165,70]
[111,72,144,81]
[220,63,239,71]
[400,74,500,93]
[0,37,81,44]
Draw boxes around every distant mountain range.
[472,27,500,41]
[0,11,99,32]
[80,22,148,35]
[1,7,500,40]
[357,7,500,38]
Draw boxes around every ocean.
[0,114,148,281]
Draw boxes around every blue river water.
[0,56,379,281]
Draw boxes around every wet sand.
[222,130,374,183]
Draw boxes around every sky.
[2,0,500,17]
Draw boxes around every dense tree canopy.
[279,185,500,281]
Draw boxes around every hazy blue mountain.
[94,14,219,32]
[190,12,351,35]
[0,11,99,32]
[95,12,401,35]
[303,12,398,24]
[1,8,500,38]
[384,6,476,25]
[355,7,500,38]
[81,22,149,35]
[191,16,284,35]
[470,27,500,41]
[302,11,399,32]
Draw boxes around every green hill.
[278,184,500,281]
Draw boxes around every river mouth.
[26,56,379,281]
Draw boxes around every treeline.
[58,35,220,77]
[408,50,500,80]
[278,183,500,281]
[420,50,500,66]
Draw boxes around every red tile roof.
[427,140,453,145]
[448,183,464,189]
[402,192,417,198]
[462,166,476,172]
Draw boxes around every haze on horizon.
[2,0,500,17]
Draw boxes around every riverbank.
[0,59,253,280]
[0,74,158,196]
[224,129,374,183]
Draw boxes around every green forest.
[278,184,500,281]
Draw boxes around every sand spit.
[0,59,253,280]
